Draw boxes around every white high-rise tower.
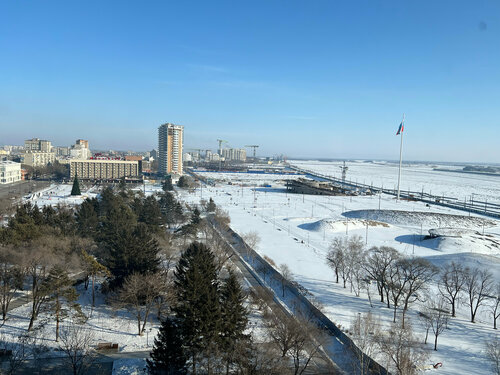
[158,123,184,175]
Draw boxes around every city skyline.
[1,1,499,163]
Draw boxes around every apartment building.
[70,159,140,180]
[22,151,56,167]
[222,148,247,162]
[24,138,52,152]
[158,123,183,175]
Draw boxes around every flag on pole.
[396,122,404,135]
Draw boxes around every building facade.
[22,151,56,167]
[222,148,247,162]
[158,123,183,175]
[24,138,52,152]
[69,139,91,160]
[0,161,22,184]
[70,159,140,180]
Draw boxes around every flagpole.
[397,113,405,200]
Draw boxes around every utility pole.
[396,114,405,200]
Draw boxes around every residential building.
[55,146,70,157]
[69,139,91,159]
[70,159,140,180]
[75,139,89,148]
[22,151,56,167]
[124,155,142,161]
[0,161,22,184]
[24,138,52,152]
[222,148,247,162]
[158,123,183,175]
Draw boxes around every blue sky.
[1,1,499,162]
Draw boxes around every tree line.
[325,234,500,374]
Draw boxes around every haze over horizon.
[1,1,499,163]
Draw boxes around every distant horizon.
[3,139,500,167]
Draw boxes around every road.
[211,219,340,375]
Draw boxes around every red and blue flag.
[396,122,404,135]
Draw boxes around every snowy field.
[290,159,500,205]
[22,183,99,207]
[180,169,500,375]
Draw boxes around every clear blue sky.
[1,1,499,162]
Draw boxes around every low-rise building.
[0,161,22,184]
[70,159,140,181]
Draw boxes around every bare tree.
[345,236,367,296]
[0,247,24,322]
[349,311,380,375]
[119,272,166,335]
[22,238,57,331]
[377,320,428,375]
[490,282,500,330]
[438,262,467,318]
[485,337,500,375]
[278,264,293,298]
[0,333,39,375]
[464,267,493,323]
[263,308,328,375]
[363,246,400,307]
[399,257,438,328]
[422,297,449,351]
[326,237,345,284]
[386,262,407,323]
[203,224,234,273]
[59,323,97,375]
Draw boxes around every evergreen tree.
[207,198,216,213]
[42,205,57,227]
[177,176,191,188]
[147,317,187,375]
[104,222,160,288]
[76,199,99,238]
[71,175,81,196]
[190,208,201,226]
[220,270,250,373]
[159,192,184,228]
[162,175,174,192]
[139,195,163,231]
[174,242,221,374]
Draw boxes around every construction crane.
[245,145,259,160]
[216,139,228,156]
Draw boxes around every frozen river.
[290,159,500,205]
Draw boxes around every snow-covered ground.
[290,159,500,205]
[180,169,500,375]
[23,183,99,207]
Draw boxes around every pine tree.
[173,242,221,374]
[220,270,250,374]
[162,175,174,192]
[147,317,187,375]
[207,198,216,213]
[139,195,163,231]
[76,199,99,238]
[71,175,81,196]
[104,222,160,288]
